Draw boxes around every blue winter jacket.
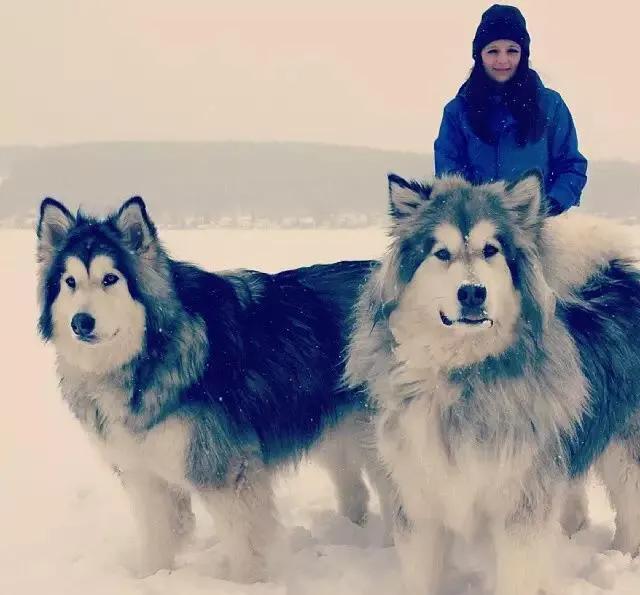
[434,85,587,214]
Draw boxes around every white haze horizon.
[2,140,640,167]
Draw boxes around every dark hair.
[461,57,546,147]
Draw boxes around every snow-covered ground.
[2,228,640,595]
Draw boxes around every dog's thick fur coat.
[347,173,640,594]
[36,196,390,580]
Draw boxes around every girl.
[434,4,587,214]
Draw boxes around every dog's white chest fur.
[62,375,191,486]
[378,386,535,535]
[96,416,190,486]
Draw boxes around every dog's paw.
[611,533,640,558]
[135,553,175,578]
[560,508,589,537]
[216,552,268,583]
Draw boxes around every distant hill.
[0,142,637,226]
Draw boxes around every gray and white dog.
[36,196,391,581]
[346,172,640,595]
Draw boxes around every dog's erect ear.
[37,198,75,261]
[388,173,432,220]
[504,170,544,230]
[115,196,157,253]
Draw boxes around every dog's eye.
[433,248,451,262]
[65,276,76,289]
[102,273,119,287]
[483,244,499,258]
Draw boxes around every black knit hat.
[472,4,530,60]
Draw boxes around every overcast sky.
[2,0,638,161]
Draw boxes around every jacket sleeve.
[434,101,472,180]
[546,95,588,213]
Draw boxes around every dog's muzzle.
[440,284,493,328]
[71,312,97,341]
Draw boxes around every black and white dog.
[36,196,391,581]
[347,172,640,595]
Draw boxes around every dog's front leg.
[362,445,396,546]
[493,489,561,595]
[119,470,186,576]
[167,483,196,542]
[597,440,640,556]
[394,508,448,594]
[313,419,370,527]
[559,474,589,536]
[494,528,543,595]
[198,461,283,583]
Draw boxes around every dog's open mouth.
[440,312,493,328]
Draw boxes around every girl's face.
[481,39,522,83]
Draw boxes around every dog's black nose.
[71,312,96,336]
[457,284,487,308]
